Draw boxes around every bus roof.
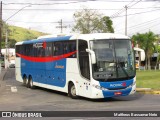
[70,33,130,40]
[15,33,130,45]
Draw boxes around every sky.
[2,0,160,37]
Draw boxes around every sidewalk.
[0,68,7,81]
[136,88,160,95]
[0,68,7,92]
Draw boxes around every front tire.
[68,82,78,99]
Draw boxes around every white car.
[9,60,15,68]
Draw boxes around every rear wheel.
[68,82,78,99]
[28,77,35,89]
[23,76,28,87]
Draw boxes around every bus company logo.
[110,82,126,87]
[122,82,126,87]
[33,42,46,49]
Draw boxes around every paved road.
[0,68,159,120]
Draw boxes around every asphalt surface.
[0,68,159,120]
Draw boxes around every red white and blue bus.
[15,33,136,99]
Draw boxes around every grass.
[136,70,160,90]
[8,25,47,42]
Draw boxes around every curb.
[136,88,160,95]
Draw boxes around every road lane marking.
[11,86,17,92]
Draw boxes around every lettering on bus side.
[55,62,64,69]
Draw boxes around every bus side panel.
[46,59,66,87]
[20,59,43,85]
[21,58,67,88]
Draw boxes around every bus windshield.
[90,39,135,81]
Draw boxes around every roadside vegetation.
[2,22,47,48]
[136,70,160,90]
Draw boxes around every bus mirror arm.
[86,49,96,64]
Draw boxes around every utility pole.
[4,4,31,69]
[0,1,2,54]
[125,5,128,36]
[5,28,8,69]
[56,19,67,33]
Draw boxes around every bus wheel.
[23,76,27,86]
[68,82,78,99]
[23,76,28,87]
[28,77,35,89]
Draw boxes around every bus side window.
[67,41,76,58]
[45,42,52,57]
[63,42,68,54]
[54,42,64,56]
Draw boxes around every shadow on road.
[23,84,144,102]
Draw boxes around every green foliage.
[132,31,158,69]
[100,16,114,33]
[72,8,114,34]
[2,24,47,48]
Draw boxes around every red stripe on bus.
[16,51,77,62]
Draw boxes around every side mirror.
[86,49,96,64]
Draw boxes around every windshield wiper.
[116,61,129,79]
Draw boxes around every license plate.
[114,92,122,96]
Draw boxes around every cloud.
[146,0,160,1]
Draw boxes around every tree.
[132,31,158,69]
[99,16,114,33]
[72,8,114,34]
[155,38,160,68]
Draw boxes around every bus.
[15,33,136,99]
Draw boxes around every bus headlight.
[128,81,136,88]
[93,84,108,91]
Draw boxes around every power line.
[2,1,88,6]
[116,16,160,32]
[2,0,157,5]
[128,0,142,8]
[6,20,74,24]
[128,17,160,30]
[132,22,160,33]
[3,7,160,11]
[110,0,143,18]
[110,0,137,18]
[5,5,31,22]
[112,8,160,18]
[3,8,123,11]
[10,9,160,25]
